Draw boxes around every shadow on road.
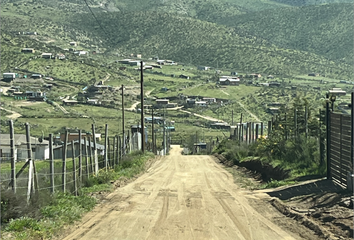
[266,179,348,208]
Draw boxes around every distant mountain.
[70,11,352,78]
[269,0,353,6]
[217,4,353,64]
[1,0,352,78]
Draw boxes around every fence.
[1,121,146,202]
[327,92,353,189]
[229,93,354,189]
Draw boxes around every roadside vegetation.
[1,151,154,240]
[213,99,326,189]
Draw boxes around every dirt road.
[62,146,316,240]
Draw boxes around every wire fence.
[0,121,148,202]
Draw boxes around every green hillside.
[269,0,352,6]
[218,4,353,64]
[70,11,352,78]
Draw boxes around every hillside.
[217,3,354,64]
[69,11,352,78]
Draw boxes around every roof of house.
[53,139,104,150]
[0,134,49,146]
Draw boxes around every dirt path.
[180,109,223,122]
[237,101,261,122]
[61,146,318,240]
[127,89,154,111]
[0,107,22,119]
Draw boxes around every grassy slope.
[71,11,352,78]
[218,3,354,64]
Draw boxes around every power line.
[83,0,110,37]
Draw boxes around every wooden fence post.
[112,137,116,169]
[305,106,308,139]
[239,113,243,141]
[284,112,288,140]
[92,124,98,175]
[88,136,93,174]
[268,121,272,138]
[71,140,78,196]
[104,124,108,171]
[9,120,16,193]
[62,130,68,192]
[294,108,298,138]
[49,134,54,194]
[25,123,33,203]
[245,123,248,143]
[84,137,89,178]
[78,130,82,182]
[118,136,121,164]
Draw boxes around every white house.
[0,134,49,162]
[195,101,207,107]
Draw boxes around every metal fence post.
[62,130,68,192]
[326,93,331,180]
[49,133,54,194]
[72,140,78,196]
[25,123,33,203]
[78,130,82,182]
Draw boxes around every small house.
[186,98,196,106]
[79,51,88,56]
[195,101,207,107]
[165,60,176,65]
[87,99,101,105]
[62,99,78,106]
[231,72,238,75]
[136,54,142,58]
[267,107,280,114]
[198,66,210,71]
[328,88,346,96]
[3,73,18,81]
[0,134,49,161]
[156,99,169,106]
[27,91,46,101]
[203,97,216,104]
[21,48,35,53]
[210,122,230,130]
[219,76,240,85]
[269,82,281,87]
[42,53,53,59]
[250,73,262,78]
[31,73,43,79]
[53,140,104,159]
[194,143,207,153]
[179,74,190,79]
[308,73,319,77]
[167,103,178,108]
[57,53,66,60]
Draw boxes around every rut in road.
[62,146,310,240]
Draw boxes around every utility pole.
[140,61,145,153]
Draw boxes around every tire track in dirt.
[61,146,321,240]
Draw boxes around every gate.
[327,92,353,189]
